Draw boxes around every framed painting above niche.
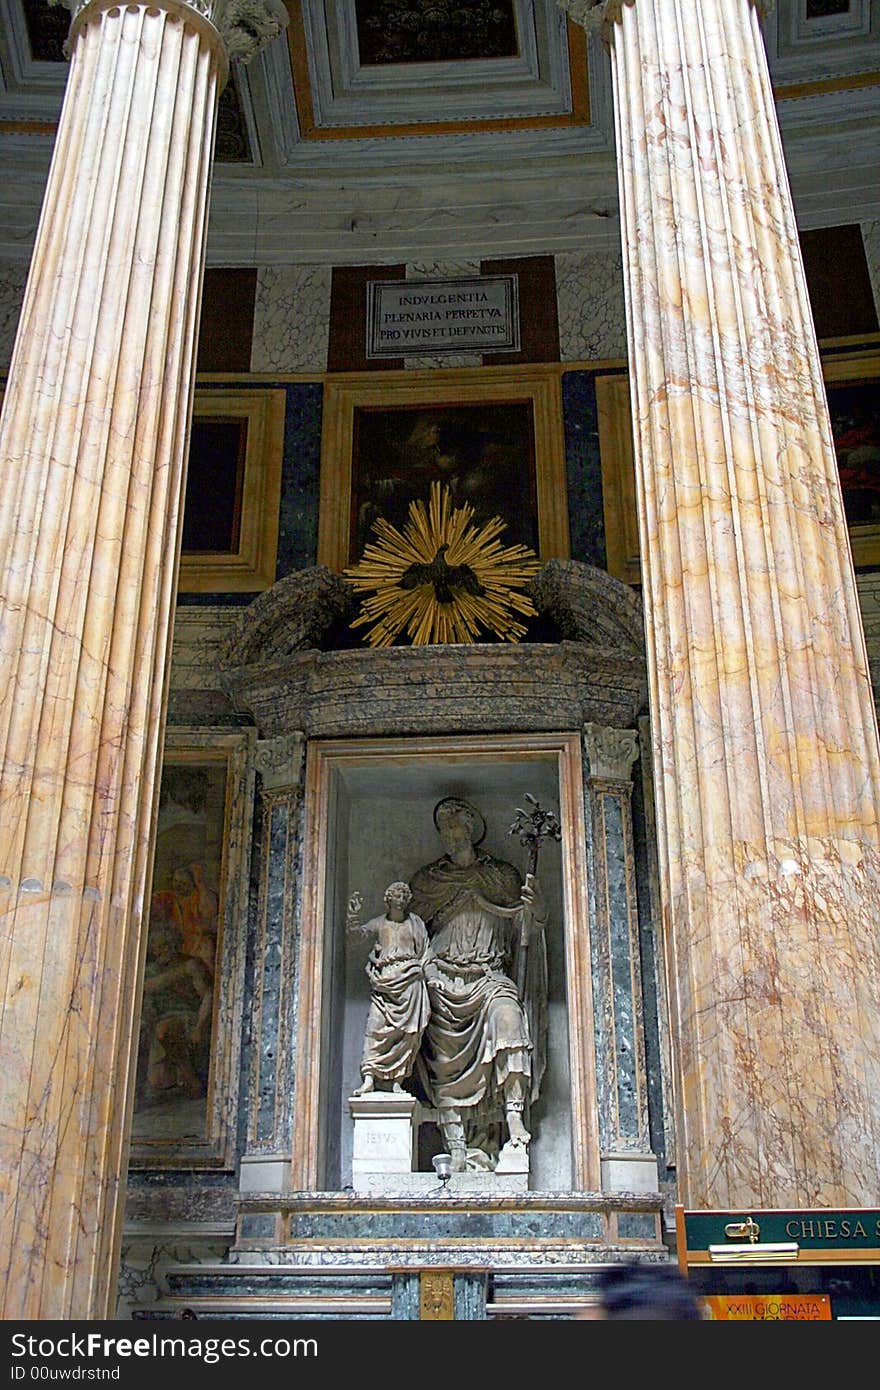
[177,388,286,593]
[598,343,880,584]
[317,365,570,572]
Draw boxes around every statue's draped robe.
[361,914,430,1083]
[409,853,547,1133]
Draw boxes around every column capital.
[557,0,773,41]
[55,0,288,64]
[583,723,639,784]
[254,731,304,794]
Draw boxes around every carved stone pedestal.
[349,1092,420,1184]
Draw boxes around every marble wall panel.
[862,220,880,323]
[0,260,27,374]
[251,266,332,373]
[117,1237,232,1318]
[556,249,628,364]
[276,382,324,579]
[562,370,607,569]
[631,721,675,1181]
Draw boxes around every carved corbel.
[583,723,639,786]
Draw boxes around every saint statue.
[408,797,548,1172]
[349,881,431,1095]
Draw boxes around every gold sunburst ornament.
[343,482,541,647]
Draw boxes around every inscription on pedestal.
[349,1091,419,1182]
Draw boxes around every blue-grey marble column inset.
[390,1271,420,1320]
[454,1271,489,1320]
[240,731,305,1195]
[583,723,658,1194]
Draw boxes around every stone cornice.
[557,0,773,42]
[54,0,288,64]
[217,560,648,738]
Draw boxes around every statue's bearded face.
[436,808,475,853]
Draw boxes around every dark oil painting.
[350,401,538,562]
[829,380,880,529]
[805,1,850,17]
[132,763,227,1144]
[355,0,518,66]
[181,417,247,554]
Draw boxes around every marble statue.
[350,881,430,1095]
[409,797,548,1173]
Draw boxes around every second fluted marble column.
[563,0,880,1209]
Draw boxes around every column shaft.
[608,0,880,1206]
[0,2,221,1317]
[240,733,305,1194]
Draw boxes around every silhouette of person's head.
[590,1261,704,1320]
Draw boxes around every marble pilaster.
[0,0,287,1319]
[582,724,657,1194]
[240,731,305,1194]
[570,0,880,1208]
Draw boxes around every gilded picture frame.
[597,346,880,582]
[317,366,570,573]
[178,387,286,593]
[596,372,640,587]
[128,728,256,1170]
[823,348,880,568]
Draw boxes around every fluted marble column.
[0,0,286,1318]
[561,0,880,1208]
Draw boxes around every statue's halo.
[433,797,487,846]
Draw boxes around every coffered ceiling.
[0,0,878,263]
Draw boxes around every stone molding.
[222,565,354,668]
[219,561,649,738]
[583,722,639,784]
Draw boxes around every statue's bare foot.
[507,1112,531,1146]
[353,1075,374,1096]
[392,1082,404,1094]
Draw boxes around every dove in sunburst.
[343,481,541,647]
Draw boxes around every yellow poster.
[706,1294,831,1320]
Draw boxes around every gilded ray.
[343,482,541,647]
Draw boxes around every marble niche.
[218,559,663,1202]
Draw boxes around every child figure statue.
[349,881,430,1096]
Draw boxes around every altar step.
[135,1259,677,1320]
